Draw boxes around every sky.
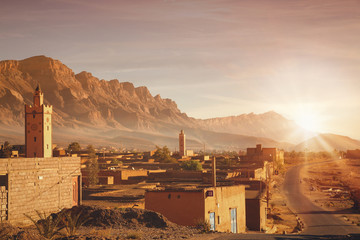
[1,0,360,139]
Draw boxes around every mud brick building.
[346,149,360,159]
[0,157,81,225]
[145,185,246,233]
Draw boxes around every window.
[47,126,49,131]
[47,144,49,149]
[33,114,35,118]
[34,137,36,142]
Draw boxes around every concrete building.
[0,157,81,225]
[145,185,246,233]
[25,85,52,158]
[179,130,186,157]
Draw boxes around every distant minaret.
[25,85,53,158]
[179,130,186,157]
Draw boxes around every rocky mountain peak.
[0,55,335,150]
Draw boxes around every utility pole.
[212,156,216,187]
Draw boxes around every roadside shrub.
[61,208,91,236]
[194,219,210,232]
[25,211,63,239]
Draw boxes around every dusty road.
[189,160,360,239]
[283,160,360,235]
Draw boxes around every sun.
[296,113,320,132]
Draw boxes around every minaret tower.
[25,85,53,158]
[179,129,186,157]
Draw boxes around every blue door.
[230,208,237,233]
[209,212,215,231]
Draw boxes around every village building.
[82,169,148,185]
[146,157,246,233]
[244,144,284,172]
[145,185,246,233]
[0,86,81,225]
[346,149,360,159]
[245,189,266,231]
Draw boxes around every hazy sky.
[1,0,360,139]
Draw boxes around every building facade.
[245,144,284,170]
[0,157,81,225]
[145,185,246,233]
[25,86,52,158]
[245,190,266,231]
[346,149,360,159]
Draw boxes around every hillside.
[200,111,313,143]
[294,133,360,152]
[0,55,312,150]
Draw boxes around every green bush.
[181,160,203,171]
[153,146,177,163]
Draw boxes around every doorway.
[209,212,215,231]
[0,174,8,221]
[72,176,80,206]
[230,208,237,233]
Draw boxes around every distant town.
[1,86,360,239]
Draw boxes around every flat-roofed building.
[145,185,246,233]
[346,149,360,159]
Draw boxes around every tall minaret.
[179,129,186,157]
[25,85,53,158]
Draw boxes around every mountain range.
[0,56,359,152]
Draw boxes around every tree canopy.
[181,160,203,171]
[0,141,12,158]
[86,144,99,186]
[67,142,81,152]
[153,146,177,163]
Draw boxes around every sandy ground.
[300,158,360,227]
[267,172,300,234]
[82,182,154,209]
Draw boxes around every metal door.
[230,208,237,233]
[209,212,215,231]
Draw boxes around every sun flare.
[296,113,321,132]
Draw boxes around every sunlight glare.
[296,113,320,132]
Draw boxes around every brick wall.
[0,157,81,225]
